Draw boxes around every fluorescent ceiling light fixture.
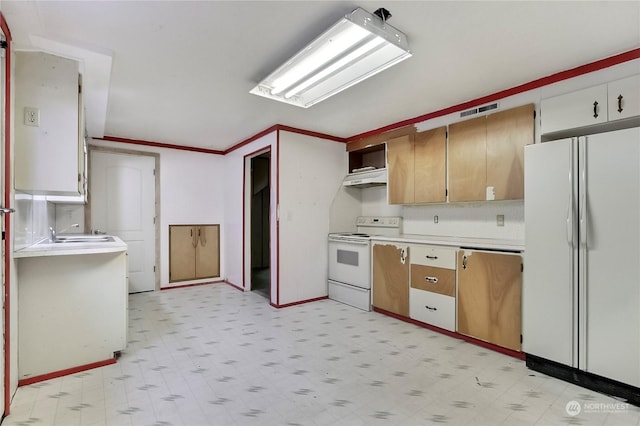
[250,7,412,108]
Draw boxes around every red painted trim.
[270,295,328,309]
[348,47,640,143]
[223,280,244,292]
[373,307,525,360]
[97,136,225,155]
[224,124,345,155]
[1,12,12,416]
[17,358,116,387]
[275,131,280,306]
[160,280,223,290]
[224,125,280,155]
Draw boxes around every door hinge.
[153,265,156,272]
[153,217,156,224]
[153,169,156,176]
[520,334,523,344]
[521,263,524,272]
[1,231,5,241]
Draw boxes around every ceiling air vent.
[460,102,499,118]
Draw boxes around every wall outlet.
[24,107,40,127]
[497,214,505,226]
[434,215,438,224]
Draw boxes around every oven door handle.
[328,238,370,245]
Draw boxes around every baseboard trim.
[18,358,117,386]
[525,353,640,407]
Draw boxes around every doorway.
[250,152,270,299]
[89,148,159,293]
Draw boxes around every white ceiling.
[2,1,639,151]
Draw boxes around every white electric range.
[328,216,402,311]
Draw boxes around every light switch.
[24,107,40,127]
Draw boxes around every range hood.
[342,167,387,188]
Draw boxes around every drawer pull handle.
[593,101,599,118]
[425,276,438,283]
[426,255,438,260]
[425,305,437,311]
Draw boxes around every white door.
[91,151,156,293]
[582,128,640,387]
[523,139,577,367]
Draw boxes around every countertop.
[370,234,525,252]
[14,236,128,258]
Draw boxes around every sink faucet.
[49,223,79,242]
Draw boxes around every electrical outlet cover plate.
[24,107,40,127]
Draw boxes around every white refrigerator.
[523,126,640,389]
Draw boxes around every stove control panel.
[356,216,402,228]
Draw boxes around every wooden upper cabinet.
[448,116,487,202]
[387,134,415,205]
[448,104,534,202]
[486,104,534,200]
[414,126,447,203]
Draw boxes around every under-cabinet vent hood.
[342,167,387,188]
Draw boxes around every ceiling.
[2,1,639,151]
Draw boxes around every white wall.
[89,139,226,287]
[278,132,347,305]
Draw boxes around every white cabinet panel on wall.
[607,74,640,121]
[540,84,607,134]
[14,51,81,195]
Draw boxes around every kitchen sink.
[53,235,115,243]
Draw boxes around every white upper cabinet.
[607,74,640,122]
[15,51,82,196]
[541,84,607,134]
[541,74,640,135]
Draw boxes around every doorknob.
[0,207,15,214]
[94,229,107,235]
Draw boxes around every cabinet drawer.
[410,265,455,297]
[409,289,455,331]
[410,245,456,269]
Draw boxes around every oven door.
[328,237,371,289]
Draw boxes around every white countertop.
[14,236,128,258]
[371,234,525,252]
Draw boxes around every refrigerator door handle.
[567,141,574,247]
[579,138,588,246]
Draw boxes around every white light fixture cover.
[250,8,412,108]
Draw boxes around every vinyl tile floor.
[4,284,639,426]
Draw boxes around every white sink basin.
[53,235,115,243]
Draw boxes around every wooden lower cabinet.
[457,250,522,351]
[372,243,409,316]
[169,224,220,282]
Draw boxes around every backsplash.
[358,186,524,241]
[14,193,54,250]
[14,193,84,250]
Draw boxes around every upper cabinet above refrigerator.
[541,74,640,136]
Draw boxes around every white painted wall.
[278,132,347,305]
[89,139,226,287]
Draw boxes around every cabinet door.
[608,74,640,122]
[387,134,415,205]
[486,104,534,200]
[448,116,486,202]
[414,127,447,203]
[169,225,197,282]
[195,225,220,279]
[372,243,409,316]
[540,84,607,134]
[457,251,522,351]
